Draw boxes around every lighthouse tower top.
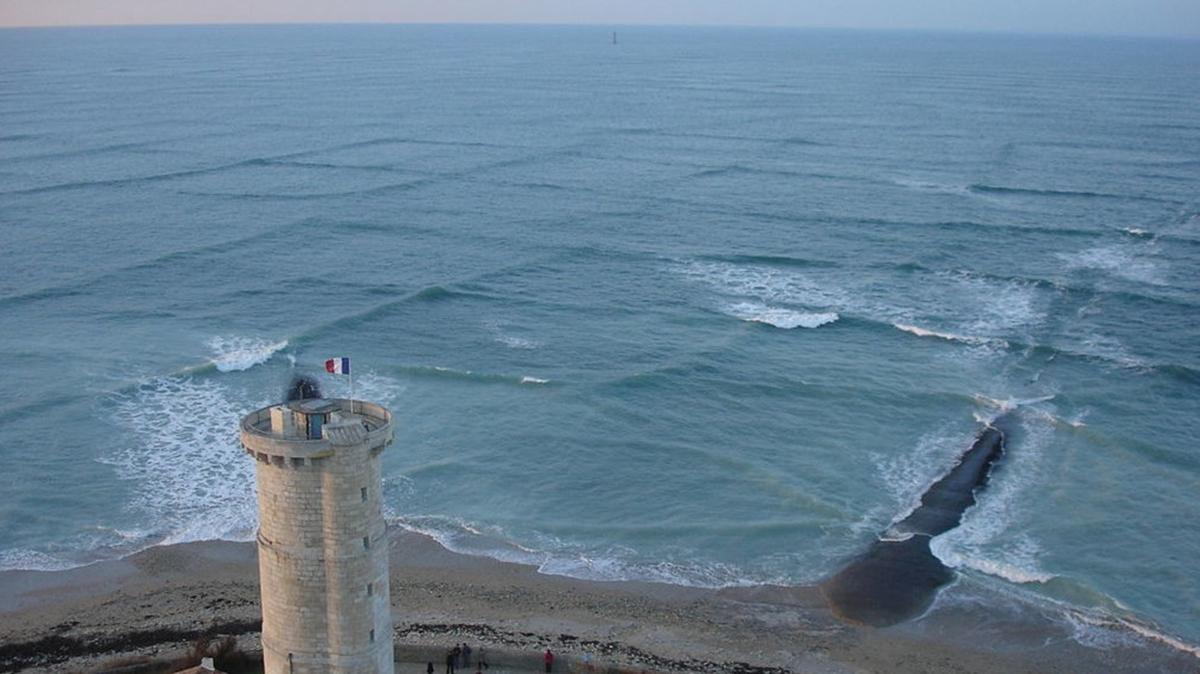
[240,397,393,460]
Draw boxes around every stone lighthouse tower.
[240,396,395,674]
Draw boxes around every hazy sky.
[1,0,1198,37]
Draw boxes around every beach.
[1,529,1193,673]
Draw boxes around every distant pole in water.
[612,31,617,45]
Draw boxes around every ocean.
[1,24,1198,658]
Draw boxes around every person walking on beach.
[463,643,473,669]
[445,650,456,674]
[427,663,435,674]
[543,648,554,673]
[477,645,488,669]
[452,645,462,670]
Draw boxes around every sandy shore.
[0,529,1195,673]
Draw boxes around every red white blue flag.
[325,357,351,375]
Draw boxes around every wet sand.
[0,529,1195,673]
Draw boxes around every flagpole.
[349,357,355,415]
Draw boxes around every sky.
[0,0,1198,37]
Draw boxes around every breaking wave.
[207,336,289,372]
[726,302,839,329]
[105,377,262,546]
[929,415,1054,594]
[893,323,1007,348]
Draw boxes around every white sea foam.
[520,376,549,384]
[1078,332,1149,369]
[1027,407,1089,429]
[679,259,1043,351]
[1119,620,1200,660]
[392,517,545,567]
[1121,227,1154,238]
[1063,610,1140,650]
[934,538,1056,584]
[484,320,542,350]
[1057,245,1165,285]
[678,261,847,331]
[873,425,975,530]
[930,416,1053,591]
[948,272,1043,338]
[1065,609,1200,659]
[320,371,407,407]
[207,336,288,372]
[106,377,262,546]
[894,323,1005,347]
[679,260,848,309]
[971,394,1017,414]
[726,302,839,329]
[394,516,782,589]
[0,548,80,572]
[535,552,765,588]
[970,393,1055,415]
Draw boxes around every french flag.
[325,357,351,375]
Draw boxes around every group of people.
[428,645,555,674]
[434,643,486,674]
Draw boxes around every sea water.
[0,25,1197,654]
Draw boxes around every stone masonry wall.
[249,408,394,674]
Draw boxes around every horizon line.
[0,20,1198,41]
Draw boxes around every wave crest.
[894,323,1006,348]
[207,336,288,372]
[726,302,838,329]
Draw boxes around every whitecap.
[970,393,1055,414]
[894,323,1005,347]
[1121,227,1154,238]
[879,529,915,543]
[679,260,849,308]
[520,376,549,384]
[726,302,838,329]
[207,336,288,372]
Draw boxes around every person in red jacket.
[543,648,554,673]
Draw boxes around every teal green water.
[0,25,1198,655]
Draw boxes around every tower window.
[362,536,370,549]
[369,629,375,643]
[361,487,367,502]
[367,582,373,597]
